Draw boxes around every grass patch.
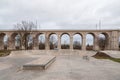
[109,58,120,63]
[0,50,11,57]
[93,52,120,63]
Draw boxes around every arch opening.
[3,35,9,50]
[15,34,21,50]
[86,33,94,50]
[61,33,70,49]
[11,33,20,50]
[27,34,33,50]
[49,34,58,50]
[98,33,108,50]
[38,34,45,50]
[22,33,33,50]
[73,34,82,50]
[0,33,8,50]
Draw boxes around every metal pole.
[99,20,101,30]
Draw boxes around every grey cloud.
[0,0,120,30]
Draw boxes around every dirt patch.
[0,50,11,57]
[92,51,112,59]
[93,51,120,63]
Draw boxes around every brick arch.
[0,33,8,50]
[48,33,57,38]
[11,33,21,42]
[0,30,119,50]
[60,33,70,38]
[0,33,6,41]
[73,33,83,38]
[48,33,58,50]
[35,33,45,39]
[11,33,19,39]
[60,33,70,49]
[98,32,109,50]
[36,33,46,50]
[85,32,95,50]
[73,33,83,50]
[0,33,6,39]
[22,33,33,49]
[86,32,95,38]
[10,33,21,49]
[100,32,109,39]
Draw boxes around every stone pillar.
[0,36,4,50]
[106,36,111,50]
[82,33,86,50]
[70,34,73,50]
[110,31,119,50]
[94,34,99,51]
[8,35,15,50]
[45,33,49,50]
[57,33,61,50]
[20,33,25,50]
[31,34,36,50]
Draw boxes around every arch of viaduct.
[0,29,119,50]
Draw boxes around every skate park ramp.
[9,50,56,70]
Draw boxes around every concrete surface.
[0,50,120,80]
[23,56,56,70]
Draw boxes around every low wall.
[10,50,96,57]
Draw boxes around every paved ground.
[0,50,120,80]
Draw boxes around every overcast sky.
[0,0,120,30]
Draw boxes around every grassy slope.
[0,50,11,57]
[93,52,120,63]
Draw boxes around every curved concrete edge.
[23,56,56,70]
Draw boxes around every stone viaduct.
[0,29,119,50]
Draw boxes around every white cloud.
[40,22,61,29]
[0,0,120,30]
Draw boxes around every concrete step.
[23,56,56,70]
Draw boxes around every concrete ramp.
[23,56,56,70]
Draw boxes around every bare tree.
[14,21,37,50]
